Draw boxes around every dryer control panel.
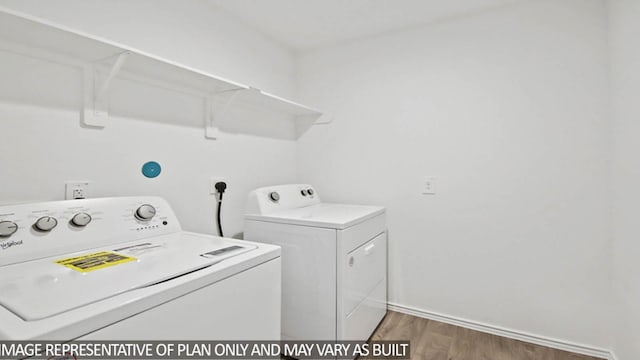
[246,184,321,215]
[0,197,181,267]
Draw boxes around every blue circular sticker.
[141,161,162,178]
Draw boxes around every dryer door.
[344,232,387,316]
[341,232,387,340]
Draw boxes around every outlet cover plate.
[210,177,227,195]
[422,176,436,195]
[65,181,91,200]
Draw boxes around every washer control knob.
[33,216,58,232]
[300,189,308,196]
[0,221,18,237]
[70,212,92,227]
[307,188,315,196]
[135,204,156,221]
[269,192,280,202]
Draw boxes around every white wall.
[296,0,612,348]
[0,0,298,237]
[609,1,640,359]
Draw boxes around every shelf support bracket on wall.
[205,88,245,140]
[82,51,130,128]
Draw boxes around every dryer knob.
[70,212,92,227]
[0,221,18,237]
[300,189,308,196]
[135,204,156,221]
[33,216,58,232]
[307,188,315,196]
[269,192,280,202]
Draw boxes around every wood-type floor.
[370,311,604,360]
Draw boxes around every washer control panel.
[246,184,320,215]
[0,196,181,267]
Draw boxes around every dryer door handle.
[364,243,375,256]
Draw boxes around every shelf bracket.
[205,88,244,139]
[312,113,333,125]
[82,51,130,127]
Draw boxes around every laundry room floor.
[370,311,605,360]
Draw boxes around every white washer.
[244,184,387,341]
[0,196,281,340]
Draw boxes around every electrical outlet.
[210,177,227,194]
[65,181,91,200]
[422,176,436,195]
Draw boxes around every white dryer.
[0,196,281,340]
[244,184,387,341]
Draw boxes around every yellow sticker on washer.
[55,251,136,273]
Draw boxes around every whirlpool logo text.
[0,240,23,250]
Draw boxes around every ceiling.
[208,0,526,51]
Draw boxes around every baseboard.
[388,302,616,360]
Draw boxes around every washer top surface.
[245,203,384,229]
[0,196,281,340]
[0,232,256,321]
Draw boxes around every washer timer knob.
[135,204,157,221]
[307,189,314,196]
[33,216,58,232]
[0,221,18,237]
[70,212,92,227]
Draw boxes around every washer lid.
[245,203,385,229]
[0,233,256,321]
